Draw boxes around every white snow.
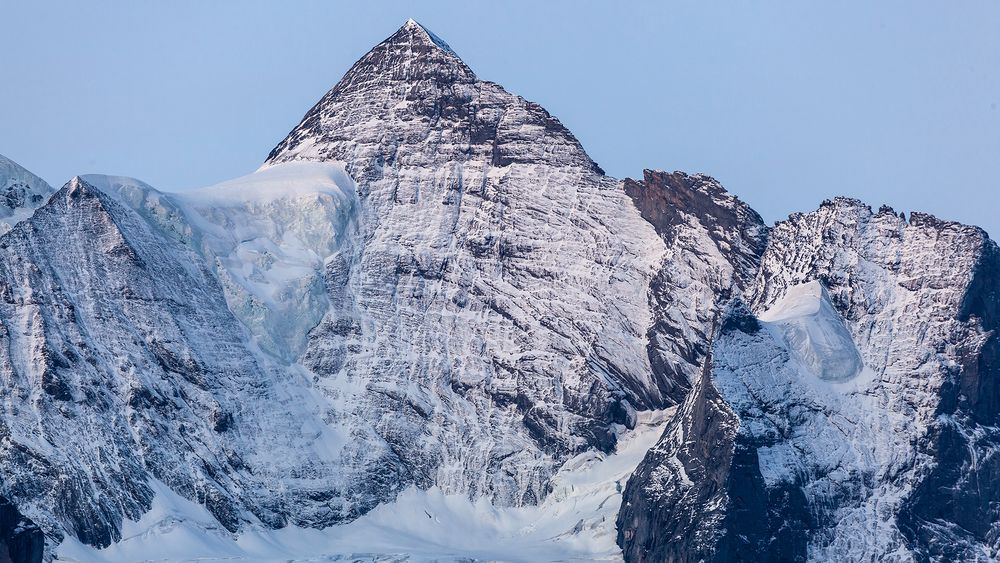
[55,411,671,563]
[0,153,54,233]
[184,161,356,205]
[83,162,359,361]
[178,162,358,359]
[758,280,864,382]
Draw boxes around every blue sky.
[3,1,999,235]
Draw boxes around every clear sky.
[4,1,999,235]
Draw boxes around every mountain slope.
[624,171,768,405]
[619,200,1000,562]
[266,19,677,510]
[0,173,373,555]
[0,154,53,234]
[0,22,771,559]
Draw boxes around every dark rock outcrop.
[0,497,42,563]
[617,347,740,563]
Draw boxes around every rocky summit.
[0,20,996,563]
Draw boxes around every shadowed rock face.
[0,497,42,563]
[897,237,1000,562]
[616,346,741,563]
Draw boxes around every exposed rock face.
[620,199,1000,561]
[624,171,767,404]
[616,339,741,563]
[266,19,681,509]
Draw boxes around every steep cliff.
[620,200,1000,562]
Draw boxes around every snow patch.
[183,161,356,205]
[759,280,864,382]
[177,162,358,359]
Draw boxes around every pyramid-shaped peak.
[329,19,475,89]
[399,18,456,54]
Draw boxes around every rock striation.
[619,199,1000,562]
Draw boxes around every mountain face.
[623,171,768,405]
[0,19,995,563]
[262,19,724,509]
[0,177,313,546]
[618,200,1000,562]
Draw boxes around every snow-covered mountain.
[0,19,996,563]
[619,200,1000,562]
[263,18,688,513]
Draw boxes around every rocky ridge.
[619,199,1000,562]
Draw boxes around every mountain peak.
[0,153,51,193]
[332,19,474,91]
[399,18,455,54]
[264,20,479,165]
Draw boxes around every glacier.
[54,411,672,563]
[758,280,864,383]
